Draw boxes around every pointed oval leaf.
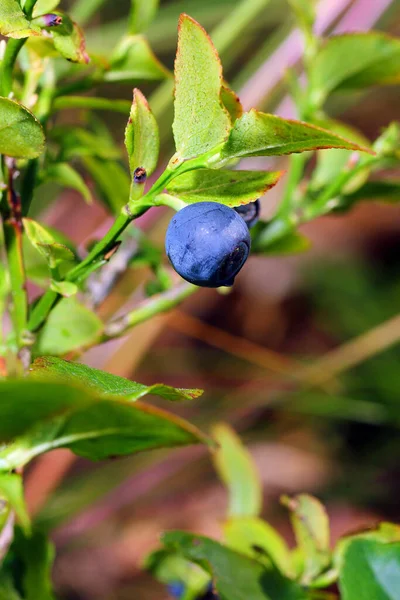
[35,298,103,355]
[0,98,45,159]
[339,538,400,600]
[166,169,282,207]
[0,380,210,469]
[0,0,40,38]
[310,32,400,107]
[129,0,159,34]
[50,12,89,64]
[31,356,203,402]
[173,14,231,160]
[125,88,159,177]
[282,494,330,584]
[163,532,308,600]
[212,424,262,518]
[219,110,373,160]
[106,35,170,82]
[221,83,243,124]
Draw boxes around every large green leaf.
[0,98,45,159]
[282,494,331,585]
[212,424,262,518]
[0,380,210,469]
[219,110,371,161]
[163,532,307,600]
[50,12,89,64]
[0,0,40,38]
[129,0,159,33]
[223,517,293,576]
[31,356,203,402]
[339,538,400,600]
[0,473,30,534]
[35,298,103,355]
[106,35,170,82]
[310,32,400,107]
[125,88,159,178]
[166,169,282,207]
[172,14,230,160]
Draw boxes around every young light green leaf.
[339,538,400,600]
[35,298,103,355]
[0,0,40,38]
[43,163,92,204]
[223,517,293,576]
[125,89,159,177]
[23,218,75,269]
[49,280,78,297]
[106,35,170,82]
[146,549,210,599]
[0,474,30,535]
[311,119,371,193]
[310,32,400,107]
[50,12,89,64]
[0,380,210,469]
[81,157,131,214]
[31,356,203,402]
[221,83,243,124]
[32,0,61,17]
[0,98,45,159]
[163,531,308,600]
[166,169,282,207]
[219,110,372,161]
[173,14,231,161]
[130,0,159,34]
[282,494,331,585]
[212,424,262,518]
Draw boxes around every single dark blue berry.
[167,582,185,598]
[234,199,260,229]
[165,202,251,288]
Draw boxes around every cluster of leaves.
[148,425,400,600]
[1,0,400,597]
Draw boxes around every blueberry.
[234,199,260,229]
[165,202,251,288]
[167,582,185,598]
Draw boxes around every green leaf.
[31,356,203,402]
[0,574,22,600]
[0,474,30,534]
[32,0,60,17]
[339,538,400,600]
[130,0,159,34]
[310,32,400,107]
[163,532,307,600]
[105,35,170,82]
[0,380,210,469]
[43,163,92,204]
[252,226,311,255]
[223,517,293,576]
[287,0,316,34]
[50,12,89,64]
[173,14,231,160]
[125,88,159,177]
[282,494,331,584]
[53,96,131,114]
[146,549,210,599]
[0,98,45,159]
[212,424,262,518]
[0,1,40,38]
[219,110,372,161]
[12,528,55,600]
[52,126,121,161]
[23,218,75,269]
[311,119,372,193]
[221,83,243,124]
[341,180,400,209]
[49,280,78,297]
[35,298,103,355]
[81,156,130,214]
[166,169,282,207]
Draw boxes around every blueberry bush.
[0,0,400,598]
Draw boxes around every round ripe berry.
[234,199,260,228]
[165,202,251,288]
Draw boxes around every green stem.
[3,222,28,347]
[0,40,26,97]
[23,0,38,17]
[104,282,197,340]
